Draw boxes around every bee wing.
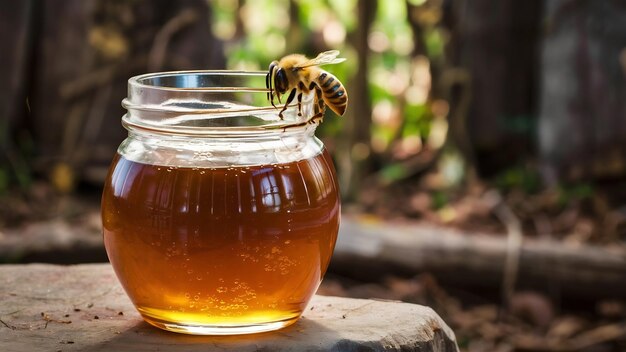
[293,50,346,68]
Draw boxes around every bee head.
[274,67,288,93]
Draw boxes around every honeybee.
[266,50,348,123]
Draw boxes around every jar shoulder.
[116,133,325,168]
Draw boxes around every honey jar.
[102,71,340,335]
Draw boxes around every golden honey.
[102,149,340,334]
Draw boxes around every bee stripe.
[328,89,344,99]
[329,101,347,107]
[329,97,347,103]
[325,83,341,94]
[321,76,334,88]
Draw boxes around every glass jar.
[101,71,340,335]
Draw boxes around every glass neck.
[118,70,323,168]
[122,70,317,137]
[119,126,322,168]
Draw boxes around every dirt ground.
[1,180,625,351]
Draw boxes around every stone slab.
[0,264,458,352]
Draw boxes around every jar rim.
[122,70,317,137]
[128,70,269,93]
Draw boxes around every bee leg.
[297,82,306,116]
[307,109,325,125]
[296,92,303,116]
[317,101,327,122]
[315,104,326,124]
[279,88,297,119]
[279,108,324,131]
[310,82,325,110]
[308,94,326,125]
[310,83,325,124]
[316,88,325,122]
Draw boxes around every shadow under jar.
[101,71,340,335]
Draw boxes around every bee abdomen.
[317,71,348,116]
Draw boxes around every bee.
[266,50,348,123]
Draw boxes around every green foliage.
[0,108,34,194]
[379,163,408,183]
[424,27,445,59]
[212,0,449,183]
[499,114,537,134]
[494,165,542,194]
[557,183,594,207]
[431,190,448,210]
[403,103,431,138]
[0,168,9,194]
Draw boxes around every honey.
[102,149,340,333]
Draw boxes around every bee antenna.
[274,67,283,104]
[268,62,277,107]
[265,71,270,100]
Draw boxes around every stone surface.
[0,264,458,352]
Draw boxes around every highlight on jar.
[101,51,348,335]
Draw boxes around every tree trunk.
[27,0,224,187]
[539,0,626,183]
[453,0,542,177]
[0,0,37,189]
[340,0,376,200]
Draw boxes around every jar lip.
[121,117,318,138]
[128,70,269,92]
[123,70,318,137]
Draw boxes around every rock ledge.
[0,264,458,352]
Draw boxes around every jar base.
[141,314,300,335]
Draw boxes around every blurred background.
[1,0,626,350]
